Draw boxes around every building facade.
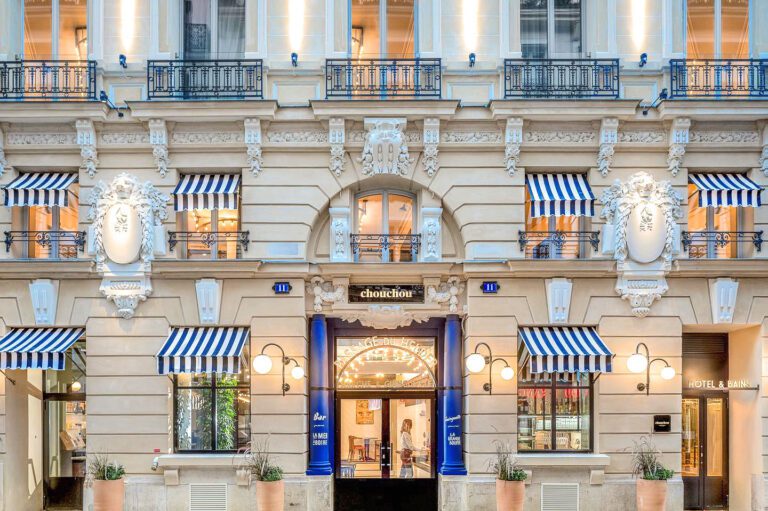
[0,1,767,510]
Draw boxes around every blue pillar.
[307,314,333,475]
[439,314,467,475]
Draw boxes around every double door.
[682,395,728,510]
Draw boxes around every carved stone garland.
[329,118,345,177]
[76,119,99,177]
[307,276,345,312]
[667,118,690,176]
[359,118,413,177]
[244,118,263,177]
[504,118,523,176]
[598,118,618,177]
[149,119,170,177]
[0,127,10,177]
[339,305,430,329]
[426,277,465,313]
[422,118,439,177]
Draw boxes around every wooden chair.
[348,436,365,461]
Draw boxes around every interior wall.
[5,369,43,511]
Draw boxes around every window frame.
[348,0,420,58]
[354,189,417,262]
[687,183,745,259]
[684,0,753,59]
[523,187,591,260]
[181,0,246,59]
[178,187,242,260]
[21,0,89,60]
[520,0,585,59]
[19,183,79,259]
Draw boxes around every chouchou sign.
[348,284,425,304]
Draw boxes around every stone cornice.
[0,102,110,123]
[657,99,768,121]
[310,100,460,120]
[126,100,278,122]
[489,99,641,121]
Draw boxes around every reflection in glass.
[390,399,431,479]
[335,337,436,389]
[521,0,547,59]
[553,0,581,55]
[217,0,246,58]
[682,398,700,477]
[521,0,581,58]
[184,0,213,59]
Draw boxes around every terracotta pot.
[93,478,125,511]
[496,479,525,511]
[256,480,284,511]
[636,478,667,511]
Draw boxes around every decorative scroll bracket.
[329,118,346,177]
[307,276,345,312]
[149,119,169,177]
[504,117,523,176]
[426,276,464,313]
[0,127,10,177]
[598,118,619,177]
[423,118,439,177]
[76,119,98,177]
[244,118,263,177]
[667,117,690,176]
[760,123,768,176]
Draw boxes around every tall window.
[183,0,246,59]
[350,0,415,59]
[174,355,251,452]
[182,207,242,259]
[687,0,749,59]
[521,0,582,59]
[23,0,88,60]
[517,371,592,452]
[687,184,740,259]
[355,191,415,262]
[524,189,585,260]
[24,184,80,259]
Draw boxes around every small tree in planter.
[630,436,675,511]
[242,438,285,511]
[489,440,527,511]
[86,453,126,511]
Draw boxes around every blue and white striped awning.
[156,327,249,374]
[518,326,613,374]
[526,174,595,218]
[0,327,84,370]
[173,174,240,211]
[689,173,763,207]
[3,173,78,207]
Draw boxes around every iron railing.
[3,230,86,258]
[670,59,768,98]
[504,59,620,99]
[518,230,600,259]
[0,60,96,101]
[168,230,249,259]
[350,234,421,262]
[147,60,264,100]
[326,58,441,99]
[681,230,763,259]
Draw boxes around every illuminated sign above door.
[348,284,425,304]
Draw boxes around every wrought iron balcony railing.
[168,230,249,259]
[0,60,96,101]
[504,59,620,99]
[326,59,441,99]
[681,230,763,259]
[518,230,599,260]
[3,230,86,259]
[350,234,421,262]
[147,60,264,100]
[670,59,768,98]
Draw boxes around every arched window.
[354,191,416,262]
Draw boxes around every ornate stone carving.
[6,132,77,145]
[598,118,618,177]
[618,130,666,144]
[441,130,502,144]
[329,208,351,262]
[760,124,768,176]
[196,278,222,324]
[244,118,263,177]
[266,129,328,144]
[615,277,668,318]
[420,207,442,262]
[29,279,59,325]
[359,118,412,176]
[149,119,169,177]
[0,127,10,177]
[329,118,346,177]
[709,278,738,324]
[100,131,150,145]
[76,119,98,177]
[99,277,153,320]
[171,131,244,144]
[688,130,759,144]
[504,118,523,177]
[339,305,430,329]
[307,277,345,312]
[426,277,464,313]
[524,130,596,144]
[546,278,572,324]
[423,118,439,177]
[667,117,690,176]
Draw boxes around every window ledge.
[516,453,610,467]
[156,453,247,468]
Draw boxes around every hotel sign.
[348,284,425,304]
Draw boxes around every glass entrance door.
[44,397,86,509]
[682,396,728,510]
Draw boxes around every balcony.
[350,234,421,262]
[3,230,86,259]
[147,60,264,100]
[518,230,599,260]
[0,61,96,101]
[670,59,768,98]
[325,59,441,99]
[681,230,763,259]
[504,59,620,99]
[168,230,249,259]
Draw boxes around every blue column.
[439,314,467,475]
[307,314,333,475]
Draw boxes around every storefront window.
[335,337,437,389]
[687,0,749,59]
[24,184,80,259]
[183,0,246,59]
[24,0,88,60]
[351,0,415,59]
[355,191,415,262]
[521,0,582,59]
[517,372,591,452]
[174,352,251,452]
[687,184,739,259]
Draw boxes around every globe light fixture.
[252,353,273,374]
[660,365,676,381]
[500,366,515,381]
[71,381,82,392]
[465,352,486,373]
[291,364,305,380]
[627,352,648,374]
[254,343,304,395]
[631,342,675,394]
[466,342,513,394]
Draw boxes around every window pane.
[176,388,213,451]
[59,0,88,60]
[721,1,749,59]
[45,340,86,393]
[185,209,213,259]
[553,0,581,55]
[524,188,581,259]
[29,206,54,258]
[356,193,384,262]
[388,194,414,262]
[59,184,80,259]
[216,208,240,259]
[351,0,381,58]
[216,378,242,451]
[517,387,552,451]
[217,0,245,58]
[521,0,547,58]
[681,398,700,476]
[712,205,738,258]
[706,398,724,477]
[554,387,590,451]
[687,0,715,58]
[184,0,212,59]
[386,0,415,58]
[24,0,53,59]
[335,337,437,390]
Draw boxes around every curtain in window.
[184,0,212,59]
[217,0,245,58]
[521,0,547,59]
[553,0,581,55]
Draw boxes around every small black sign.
[348,284,425,304]
[653,415,672,433]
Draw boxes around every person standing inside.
[399,419,415,478]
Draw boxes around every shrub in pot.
[489,440,527,511]
[87,453,126,511]
[242,438,285,511]
[630,436,674,511]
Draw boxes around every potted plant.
[489,440,527,511]
[87,453,126,511]
[242,438,285,511]
[630,436,674,511]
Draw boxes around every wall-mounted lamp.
[71,381,82,392]
[639,52,648,68]
[468,52,476,68]
[627,342,675,395]
[465,342,514,394]
[99,91,125,118]
[291,52,299,67]
[642,88,668,116]
[253,342,304,396]
[119,54,128,69]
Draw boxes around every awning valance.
[173,174,240,211]
[156,327,249,374]
[689,173,762,207]
[3,173,78,207]
[518,326,612,374]
[0,327,84,370]
[526,174,595,218]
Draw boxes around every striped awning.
[3,173,78,207]
[518,326,613,374]
[526,174,595,218]
[689,173,763,207]
[0,328,84,370]
[173,174,240,211]
[156,327,249,374]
